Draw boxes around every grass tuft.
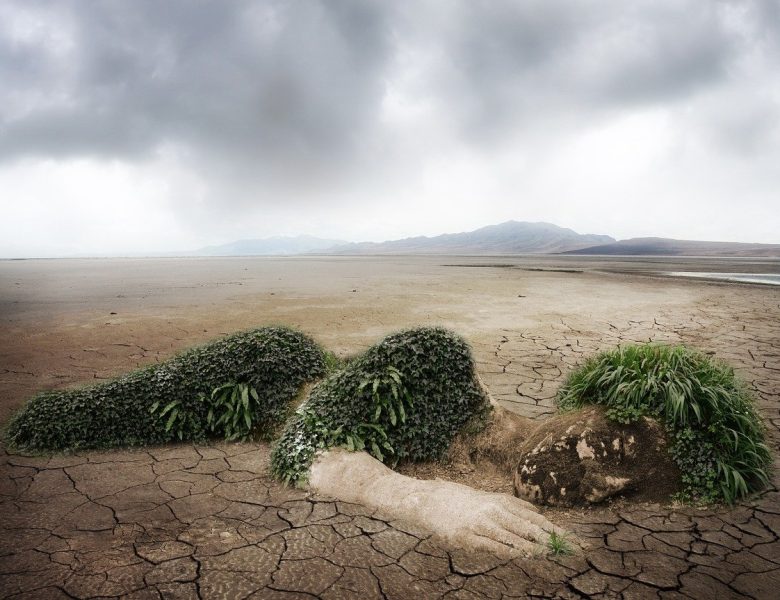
[556,344,771,504]
[547,532,574,556]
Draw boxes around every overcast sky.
[1,0,779,256]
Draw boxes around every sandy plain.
[2,254,778,424]
[1,255,779,598]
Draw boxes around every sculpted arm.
[309,448,567,557]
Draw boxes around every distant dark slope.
[199,235,347,256]
[564,237,780,257]
[327,221,615,255]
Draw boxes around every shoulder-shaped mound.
[271,327,491,484]
[6,326,325,451]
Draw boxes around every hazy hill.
[198,235,347,256]
[193,226,779,258]
[565,237,780,257]
[325,221,615,255]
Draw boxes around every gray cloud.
[3,1,775,163]
[395,1,762,143]
[0,0,392,182]
[0,0,778,248]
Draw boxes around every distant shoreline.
[3,252,780,261]
[664,271,780,286]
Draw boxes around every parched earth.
[1,257,779,598]
[3,441,779,600]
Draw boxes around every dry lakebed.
[1,255,779,599]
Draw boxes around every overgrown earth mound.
[556,344,771,503]
[271,327,491,484]
[514,406,681,506]
[6,321,769,510]
[6,326,326,451]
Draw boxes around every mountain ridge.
[324,221,614,255]
[563,237,780,257]
[191,223,780,257]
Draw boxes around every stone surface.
[514,406,680,506]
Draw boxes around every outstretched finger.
[480,526,541,556]
[500,498,564,535]
[501,493,537,512]
[494,511,551,545]
[470,532,534,558]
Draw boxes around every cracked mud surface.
[5,441,778,599]
[1,256,779,598]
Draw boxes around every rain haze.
[1,0,779,257]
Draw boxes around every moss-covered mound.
[556,344,771,503]
[6,326,326,452]
[271,327,490,484]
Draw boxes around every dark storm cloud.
[0,0,392,177]
[1,0,778,181]
[397,1,761,142]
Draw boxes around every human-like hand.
[397,477,566,556]
[310,449,571,557]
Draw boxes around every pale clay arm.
[309,448,568,557]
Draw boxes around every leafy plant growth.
[205,382,262,441]
[271,327,490,485]
[547,532,574,556]
[556,344,771,503]
[322,350,350,374]
[6,327,326,451]
[149,397,201,441]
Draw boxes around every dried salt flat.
[667,271,780,285]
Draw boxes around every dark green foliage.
[556,344,771,503]
[6,327,326,451]
[322,350,351,374]
[205,382,262,441]
[150,396,202,441]
[667,426,720,503]
[271,327,491,485]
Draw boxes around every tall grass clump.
[6,327,326,452]
[557,344,771,503]
[271,327,490,485]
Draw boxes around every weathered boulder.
[513,407,680,506]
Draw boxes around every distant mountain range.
[197,235,347,256]
[194,222,780,257]
[563,237,780,257]
[325,221,614,254]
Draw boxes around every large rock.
[513,407,680,506]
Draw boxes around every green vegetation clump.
[271,327,491,485]
[556,344,771,503]
[547,532,574,556]
[6,327,326,452]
